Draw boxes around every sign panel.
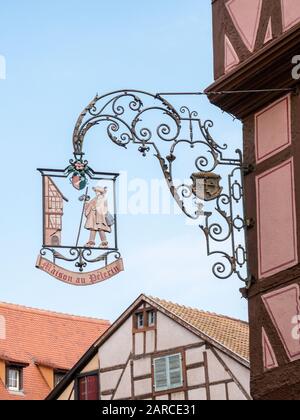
[36,256,124,286]
[36,160,123,285]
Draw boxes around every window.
[78,375,99,400]
[153,354,183,392]
[148,310,156,327]
[48,197,62,211]
[54,371,67,387]
[134,308,156,330]
[136,313,144,329]
[6,366,22,392]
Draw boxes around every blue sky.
[0,1,247,322]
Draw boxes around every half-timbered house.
[205,0,300,400]
[47,295,251,400]
[44,176,68,247]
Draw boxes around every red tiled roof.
[149,297,249,361]
[0,302,109,400]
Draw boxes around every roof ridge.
[148,296,248,326]
[0,301,110,325]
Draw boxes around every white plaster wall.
[134,378,152,396]
[206,349,231,382]
[101,370,122,392]
[188,388,207,400]
[113,364,132,400]
[186,347,204,365]
[133,357,151,377]
[146,330,155,353]
[171,392,185,400]
[210,383,227,400]
[227,382,246,400]
[156,312,200,350]
[135,333,144,355]
[99,317,132,368]
[215,350,250,394]
[187,367,205,387]
[155,394,168,400]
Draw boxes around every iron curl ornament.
[71,89,252,287]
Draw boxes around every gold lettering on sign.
[36,256,124,286]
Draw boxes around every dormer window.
[6,365,23,392]
[54,370,67,387]
[137,313,144,329]
[134,307,157,331]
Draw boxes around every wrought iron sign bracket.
[69,90,254,287]
[38,89,253,288]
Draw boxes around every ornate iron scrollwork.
[72,90,251,286]
[40,247,121,273]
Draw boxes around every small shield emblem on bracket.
[191,172,223,201]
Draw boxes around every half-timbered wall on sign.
[43,176,68,247]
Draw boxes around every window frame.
[136,312,144,329]
[133,307,157,332]
[147,310,156,327]
[6,364,23,392]
[153,352,184,393]
[75,371,99,401]
[48,196,62,211]
[54,370,68,388]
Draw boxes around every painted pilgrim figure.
[84,186,111,248]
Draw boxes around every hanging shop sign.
[36,159,124,285]
[36,89,251,286]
